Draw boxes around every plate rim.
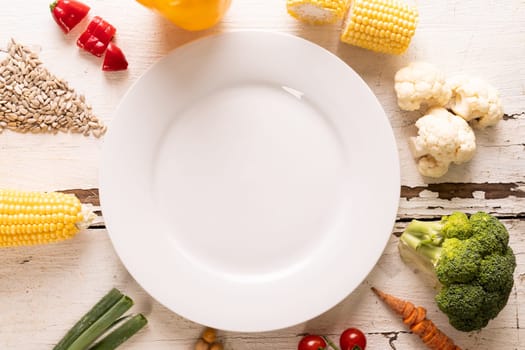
[99,30,400,332]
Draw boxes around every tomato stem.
[322,336,341,350]
[49,0,58,11]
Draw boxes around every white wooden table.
[1,0,523,349]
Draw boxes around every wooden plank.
[54,185,525,222]
[398,182,525,219]
[0,219,522,349]
[1,114,523,190]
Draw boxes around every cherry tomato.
[339,328,366,350]
[298,335,327,350]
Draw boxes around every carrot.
[371,287,462,350]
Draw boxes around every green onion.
[89,314,148,350]
[53,288,123,350]
[65,295,134,350]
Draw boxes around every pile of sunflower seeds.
[0,39,106,137]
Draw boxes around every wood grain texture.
[0,0,524,349]
[60,184,525,223]
[0,220,523,349]
[0,0,522,190]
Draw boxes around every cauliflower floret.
[448,75,503,129]
[410,108,476,178]
[394,62,452,111]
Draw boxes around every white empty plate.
[100,31,400,332]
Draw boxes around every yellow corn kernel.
[0,190,91,248]
[341,0,418,55]
[287,0,351,24]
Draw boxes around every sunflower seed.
[0,40,106,137]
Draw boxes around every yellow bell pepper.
[136,0,232,31]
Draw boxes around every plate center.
[153,82,347,279]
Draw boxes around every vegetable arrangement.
[287,0,419,55]
[32,1,518,348]
[394,62,504,177]
[50,0,128,71]
[54,288,147,350]
[371,287,462,350]
[298,327,367,350]
[399,212,516,331]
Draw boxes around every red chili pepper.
[103,43,128,71]
[77,16,116,57]
[50,0,90,33]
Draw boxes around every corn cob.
[287,0,350,24]
[0,189,94,247]
[340,0,419,55]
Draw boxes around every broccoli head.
[470,212,509,255]
[478,247,516,293]
[398,211,516,332]
[435,284,489,331]
[441,211,472,240]
[435,238,481,285]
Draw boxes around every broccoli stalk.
[398,212,516,332]
[400,220,444,264]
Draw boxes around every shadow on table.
[147,13,227,55]
[288,20,415,89]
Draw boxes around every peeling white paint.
[473,190,486,199]
[418,190,439,198]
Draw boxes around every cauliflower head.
[410,108,476,178]
[394,62,452,111]
[448,75,503,129]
